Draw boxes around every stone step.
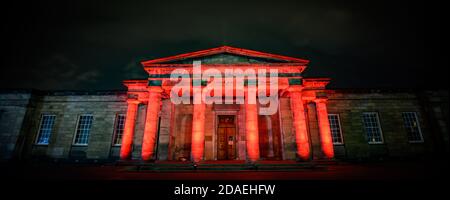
[121,160,333,172]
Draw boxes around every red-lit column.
[191,89,206,163]
[245,90,260,162]
[289,86,310,160]
[120,99,140,160]
[315,98,334,159]
[141,87,163,161]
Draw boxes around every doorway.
[216,115,236,160]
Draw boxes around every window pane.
[402,112,423,142]
[328,114,343,144]
[112,114,126,145]
[74,115,93,145]
[362,112,383,143]
[36,115,56,144]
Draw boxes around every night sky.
[1,0,444,91]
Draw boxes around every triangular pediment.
[162,53,288,64]
[141,46,309,65]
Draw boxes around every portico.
[119,46,334,162]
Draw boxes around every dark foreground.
[2,159,449,199]
[2,159,448,180]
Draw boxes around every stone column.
[120,99,140,160]
[307,102,322,159]
[141,87,163,161]
[315,98,334,159]
[191,89,206,163]
[289,86,310,160]
[245,88,260,162]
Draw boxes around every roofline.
[302,77,332,82]
[141,46,310,66]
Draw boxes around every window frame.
[72,114,94,146]
[112,114,126,146]
[402,112,424,143]
[35,114,56,145]
[328,113,344,145]
[362,112,384,144]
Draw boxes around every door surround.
[213,110,239,160]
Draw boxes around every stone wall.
[0,89,448,162]
[156,99,173,160]
[0,92,32,160]
[418,90,450,155]
[279,97,296,160]
[270,89,449,161]
[326,89,448,160]
[0,91,128,161]
[170,104,193,160]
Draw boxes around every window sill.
[368,142,384,145]
[72,144,88,147]
[34,143,49,146]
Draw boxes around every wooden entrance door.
[217,115,236,160]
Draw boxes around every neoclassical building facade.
[1,46,448,162]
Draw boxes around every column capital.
[313,97,328,104]
[148,86,164,93]
[127,99,141,105]
[287,85,304,93]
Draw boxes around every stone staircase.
[117,160,337,172]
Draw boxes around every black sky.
[1,0,444,90]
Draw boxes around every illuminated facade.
[0,46,448,162]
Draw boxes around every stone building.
[0,46,448,162]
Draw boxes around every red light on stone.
[120,99,140,160]
[191,90,206,163]
[121,46,335,164]
[289,87,310,160]
[141,88,163,161]
[245,93,260,162]
[315,99,334,159]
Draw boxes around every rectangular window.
[362,112,384,144]
[36,114,56,145]
[402,112,423,142]
[73,115,93,145]
[112,114,126,145]
[328,114,344,144]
